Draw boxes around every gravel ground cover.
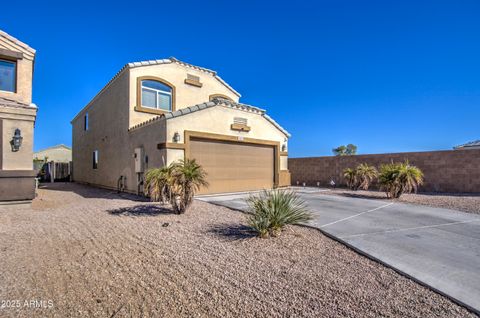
[0,183,476,318]
[317,188,480,214]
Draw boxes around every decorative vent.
[231,117,250,132]
[184,74,202,87]
[233,117,248,125]
[187,74,200,82]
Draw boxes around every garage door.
[190,138,275,194]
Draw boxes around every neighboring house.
[0,30,37,203]
[454,140,480,150]
[34,144,72,162]
[71,57,290,195]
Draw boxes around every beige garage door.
[190,138,275,194]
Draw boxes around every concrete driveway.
[197,189,480,314]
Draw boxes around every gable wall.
[128,63,239,128]
[71,70,131,188]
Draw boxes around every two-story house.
[71,58,290,195]
[0,30,37,203]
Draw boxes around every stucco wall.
[166,106,287,146]
[128,63,239,127]
[72,70,131,189]
[0,106,36,170]
[289,149,480,193]
[0,35,35,105]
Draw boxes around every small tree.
[378,161,424,199]
[343,168,358,190]
[355,163,378,190]
[333,144,357,156]
[170,159,209,214]
[144,159,208,214]
[144,165,173,203]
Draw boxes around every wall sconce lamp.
[281,143,287,152]
[10,128,23,152]
[173,132,181,143]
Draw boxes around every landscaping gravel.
[0,183,476,317]
[319,188,480,214]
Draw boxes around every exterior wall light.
[173,132,181,143]
[281,143,287,152]
[10,128,23,152]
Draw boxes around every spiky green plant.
[343,168,358,190]
[379,161,424,198]
[144,165,174,203]
[169,159,209,214]
[246,190,312,238]
[355,163,378,190]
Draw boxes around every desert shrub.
[378,161,424,198]
[246,190,312,238]
[343,168,358,190]
[144,165,173,203]
[144,159,208,214]
[355,163,378,190]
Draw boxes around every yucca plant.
[246,190,312,238]
[379,161,424,198]
[343,168,358,190]
[169,159,209,214]
[355,163,378,190]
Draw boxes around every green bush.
[246,190,312,238]
[355,163,378,190]
[144,159,208,214]
[378,161,424,198]
[343,168,358,190]
[344,164,378,191]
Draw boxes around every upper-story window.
[141,80,172,111]
[0,59,16,93]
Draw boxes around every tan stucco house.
[0,30,37,203]
[71,58,290,194]
[34,144,72,163]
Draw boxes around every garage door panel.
[190,138,274,194]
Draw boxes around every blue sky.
[1,0,479,157]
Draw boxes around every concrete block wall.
[289,149,480,193]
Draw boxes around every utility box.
[134,147,145,173]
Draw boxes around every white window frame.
[141,81,172,111]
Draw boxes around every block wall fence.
[288,149,480,193]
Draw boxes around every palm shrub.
[246,190,312,238]
[144,159,208,214]
[144,165,173,203]
[343,168,358,190]
[378,161,424,198]
[355,163,378,190]
[169,159,208,214]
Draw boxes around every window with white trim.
[141,80,172,111]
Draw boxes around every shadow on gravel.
[208,224,257,241]
[336,193,389,201]
[107,204,174,217]
[39,182,149,202]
